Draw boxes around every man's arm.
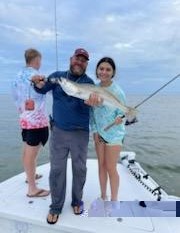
[31,75,54,94]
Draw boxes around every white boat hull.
[0,152,179,233]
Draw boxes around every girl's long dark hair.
[96,57,116,78]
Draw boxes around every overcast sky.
[0,0,180,94]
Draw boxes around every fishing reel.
[122,114,138,126]
[125,117,138,125]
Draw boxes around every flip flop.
[25,174,43,183]
[47,213,59,224]
[27,189,50,198]
[72,201,84,215]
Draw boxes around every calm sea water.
[0,94,180,196]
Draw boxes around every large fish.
[55,77,137,117]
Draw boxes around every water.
[0,94,180,196]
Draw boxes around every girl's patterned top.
[90,82,126,143]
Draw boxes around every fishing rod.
[54,0,59,70]
[104,73,180,130]
[125,73,180,125]
[133,73,180,109]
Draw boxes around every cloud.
[0,0,180,94]
[0,23,54,41]
[114,42,133,49]
[0,55,21,65]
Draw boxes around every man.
[12,48,50,198]
[32,48,99,224]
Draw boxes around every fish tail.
[127,107,137,116]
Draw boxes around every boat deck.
[0,156,179,233]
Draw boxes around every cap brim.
[75,54,89,60]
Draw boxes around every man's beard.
[70,64,86,76]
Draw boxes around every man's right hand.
[84,93,103,106]
[31,75,46,88]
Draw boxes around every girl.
[91,57,126,201]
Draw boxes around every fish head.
[58,77,78,96]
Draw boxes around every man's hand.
[31,75,46,88]
[84,93,103,106]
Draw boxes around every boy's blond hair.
[24,48,41,64]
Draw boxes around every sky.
[0,0,180,94]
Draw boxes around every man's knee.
[73,162,87,176]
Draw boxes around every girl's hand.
[114,116,123,125]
